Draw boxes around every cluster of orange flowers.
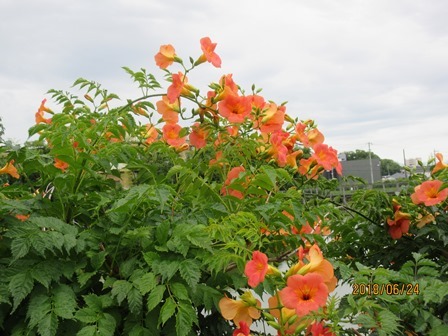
[387,153,448,240]
[219,245,336,335]
[31,37,343,188]
[152,37,342,186]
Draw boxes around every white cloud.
[1,0,447,163]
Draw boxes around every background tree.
[344,150,402,177]
[380,158,402,176]
[344,149,379,161]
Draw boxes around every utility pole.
[403,149,407,179]
[368,142,374,184]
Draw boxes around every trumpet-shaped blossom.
[215,74,239,101]
[298,157,321,180]
[0,160,20,179]
[432,153,448,174]
[15,214,30,221]
[131,105,148,116]
[387,201,411,239]
[219,292,261,327]
[154,44,176,69]
[411,180,448,206]
[416,212,435,228]
[295,123,324,148]
[312,144,342,175]
[54,158,69,172]
[144,124,158,144]
[218,91,252,123]
[267,131,290,167]
[162,123,186,148]
[244,251,269,288]
[233,321,251,336]
[209,150,225,167]
[156,96,179,124]
[257,103,285,134]
[221,166,246,199]
[248,94,266,113]
[167,72,194,103]
[306,322,335,336]
[279,273,329,316]
[35,99,52,124]
[199,37,221,68]
[289,245,337,292]
[189,122,208,149]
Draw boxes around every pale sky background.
[1,0,448,164]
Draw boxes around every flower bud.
[263,312,276,322]
[240,291,258,307]
[266,265,282,277]
[267,321,282,330]
[287,314,298,325]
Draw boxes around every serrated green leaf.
[430,324,448,336]
[31,216,78,236]
[377,309,399,335]
[252,172,274,190]
[186,225,211,250]
[127,287,143,315]
[153,185,173,212]
[9,271,34,312]
[159,297,177,326]
[147,285,165,312]
[10,238,30,261]
[175,302,197,336]
[0,282,10,305]
[31,261,62,289]
[108,185,150,213]
[76,325,97,336]
[91,251,107,270]
[156,221,170,245]
[417,266,439,277]
[97,313,116,336]
[78,271,96,287]
[111,280,132,305]
[423,281,448,304]
[27,292,51,328]
[192,284,221,311]
[53,284,77,319]
[167,236,190,257]
[133,272,157,295]
[83,294,103,310]
[38,312,58,336]
[179,259,201,289]
[152,259,179,282]
[355,313,377,328]
[170,282,189,301]
[75,307,99,323]
[143,252,159,267]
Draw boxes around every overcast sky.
[1,0,447,164]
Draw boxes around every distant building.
[405,158,422,169]
[338,153,347,161]
[340,158,382,183]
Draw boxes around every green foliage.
[1,40,447,336]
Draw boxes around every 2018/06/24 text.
[352,283,420,296]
